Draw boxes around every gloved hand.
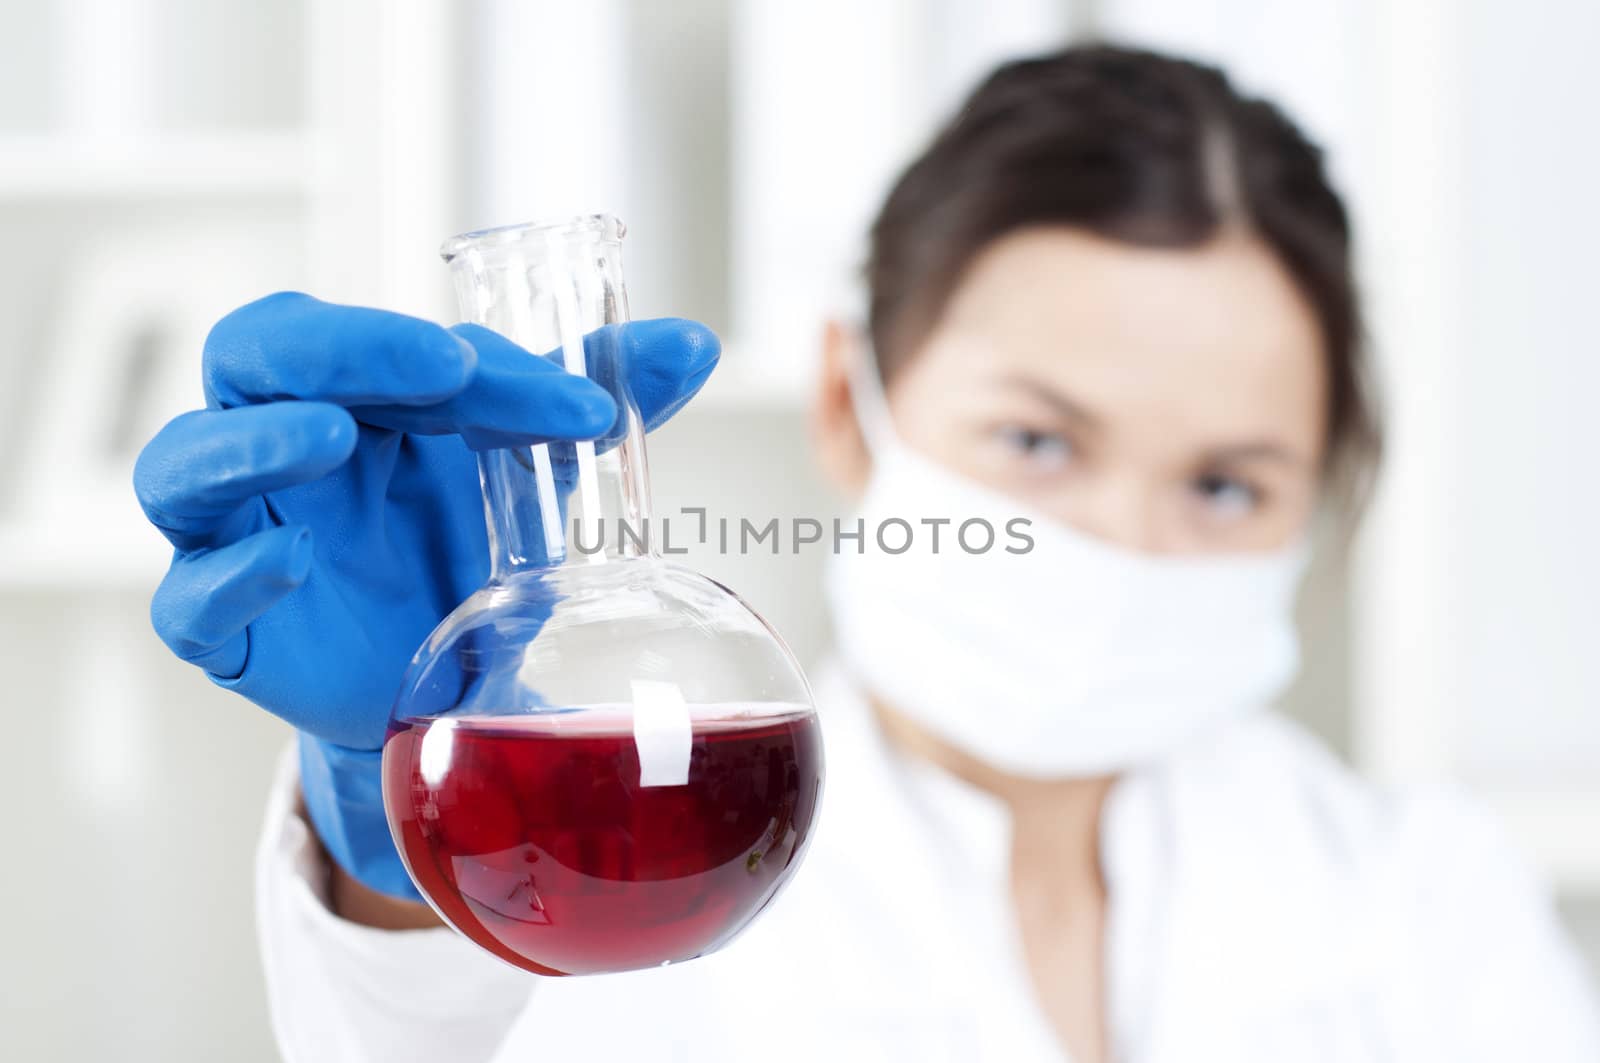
[134,292,719,899]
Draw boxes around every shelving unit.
[0,131,309,198]
[0,6,461,1060]
[0,1,458,600]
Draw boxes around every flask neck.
[478,403,654,578]
[439,215,648,579]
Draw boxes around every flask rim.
[440,213,625,263]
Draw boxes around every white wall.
[1453,0,1600,783]
[0,592,287,1062]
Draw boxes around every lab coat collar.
[812,656,1154,893]
[813,659,1140,1059]
[810,659,1013,885]
[812,658,1364,1055]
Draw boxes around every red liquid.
[382,710,823,976]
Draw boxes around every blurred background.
[1,0,1596,1058]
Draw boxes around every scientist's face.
[821,227,1327,554]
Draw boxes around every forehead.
[907,227,1326,447]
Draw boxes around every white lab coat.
[257,663,1600,1061]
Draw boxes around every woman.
[135,46,1598,1061]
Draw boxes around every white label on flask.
[419,718,457,788]
[630,679,693,788]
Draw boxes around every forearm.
[293,786,442,929]
[328,852,444,930]
[260,748,532,1063]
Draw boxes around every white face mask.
[824,344,1310,778]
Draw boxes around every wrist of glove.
[297,733,423,903]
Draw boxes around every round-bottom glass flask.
[381,216,822,976]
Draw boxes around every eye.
[1191,471,1262,519]
[996,425,1074,471]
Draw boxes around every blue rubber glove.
[134,292,719,899]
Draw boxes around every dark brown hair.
[867,44,1380,513]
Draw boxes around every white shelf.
[0,131,311,199]
[0,519,171,592]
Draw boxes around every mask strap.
[842,325,897,455]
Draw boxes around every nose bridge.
[1058,470,1168,554]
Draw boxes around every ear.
[810,318,872,495]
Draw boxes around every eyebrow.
[990,373,1308,467]
[989,374,1103,428]
[1201,441,1307,467]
